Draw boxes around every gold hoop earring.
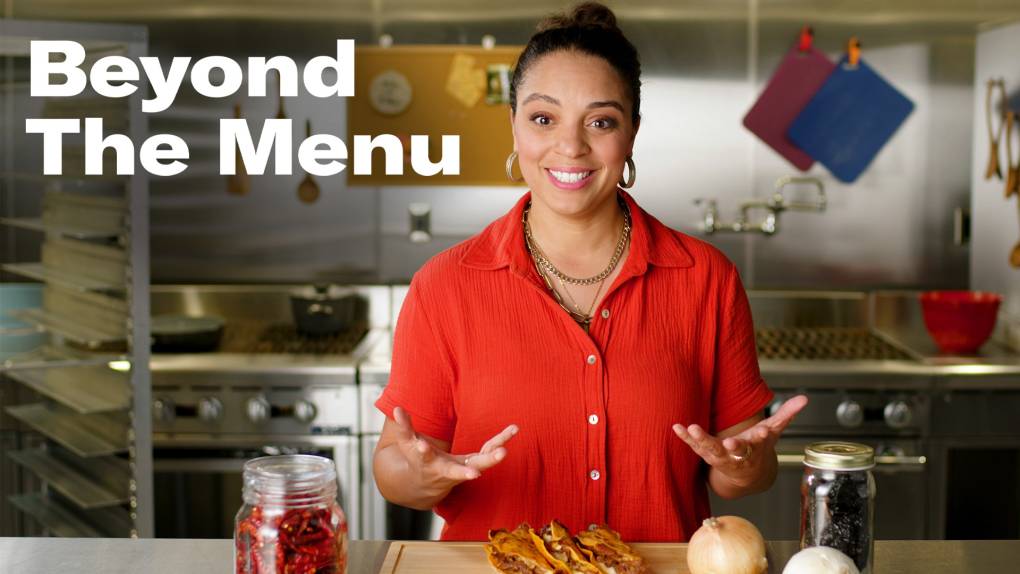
[619,156,636,189]
[505,151,524,183]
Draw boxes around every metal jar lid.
[804,442,875,471]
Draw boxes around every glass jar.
[800,442,876,574]
[234,454,348,574]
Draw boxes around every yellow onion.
[686,516,768,574]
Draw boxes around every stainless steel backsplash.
[2,4,981,289]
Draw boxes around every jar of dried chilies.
[235,454,348,574]
[800,442,876,574]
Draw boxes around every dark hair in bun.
[510,2,641,123]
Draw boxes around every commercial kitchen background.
[2,0,1019,545]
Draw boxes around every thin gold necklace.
[523,200,630,330]
[527,248,598,330]
[558,274,606,318]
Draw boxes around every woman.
[374,2,807,542]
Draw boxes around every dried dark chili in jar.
[800,442,875,574]
[235,454,348,574]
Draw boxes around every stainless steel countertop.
[1,538,1019,573]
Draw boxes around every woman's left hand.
[672,395,808,488]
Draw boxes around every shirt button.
[601,308,610,319]
[588,414,599,425]
[586,354,597,365]
[589,469,601,481]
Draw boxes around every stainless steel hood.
[8,0,1020,26]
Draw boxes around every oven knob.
[246,396,271,424]
[197,397,223,422]
[153,398,175,422]
[293,400,318,423]
[836,400,864,428]
[884,400,913,429]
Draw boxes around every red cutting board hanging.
[743,45,836,170]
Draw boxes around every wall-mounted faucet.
[694,175,826,236]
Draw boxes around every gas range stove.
[149,326,385,436]
[149,285,393,435]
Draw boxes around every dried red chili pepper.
[234,455,348,574]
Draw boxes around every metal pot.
[289,285,367,336]
[151,315,225,352]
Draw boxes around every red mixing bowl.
[919,291,1002,354]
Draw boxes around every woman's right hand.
[375,406,518,508]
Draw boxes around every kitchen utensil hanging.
[297,119,321,204]
[276,69,287,120]
[742,26,836,171]
[1010,200,1020,268]
[787,37,915,184]
[985,78,1007,181]
[1004,110,1019,198]
[227,103,250,196]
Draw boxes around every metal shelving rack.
[0,20,152,538]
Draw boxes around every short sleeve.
[374,279,457,442]
[710,264,774,434]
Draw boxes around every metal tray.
[9,308,125,349]
[5,366,129,414]
[0,217,122,240]
[8,493,103,537]
[8,450,130,509]
[2,262,122,292]
[9,492,133,537]
[0,345,120,372]
[5,404,128,457]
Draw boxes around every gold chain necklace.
[522,200,631,286]
[526,246,599,330]
[522,199,630,331]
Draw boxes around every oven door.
[709,438,929,540]
[153,435,360,539]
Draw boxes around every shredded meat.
[489,551,538,574]
[583,543,648,574]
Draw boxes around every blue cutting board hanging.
[787,54,915,183]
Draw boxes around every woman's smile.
[545,166,598,189]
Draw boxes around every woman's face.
[511,49,638,218]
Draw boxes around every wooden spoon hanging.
[985,79,1006,181]
[226,103,250,196]
[1005,110,1019,199]
[276,69,287,120]
[297,119,321,204]
[1012,198,1020,269]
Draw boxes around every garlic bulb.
[686,516,768,574]
[782,546,861,574]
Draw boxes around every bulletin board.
[347,45,524,187]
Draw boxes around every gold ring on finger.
[730,443,752,462]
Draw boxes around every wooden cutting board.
[378,541,691,573]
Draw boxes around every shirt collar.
[459,189,694,276]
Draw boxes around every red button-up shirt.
[375,190,773,542]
